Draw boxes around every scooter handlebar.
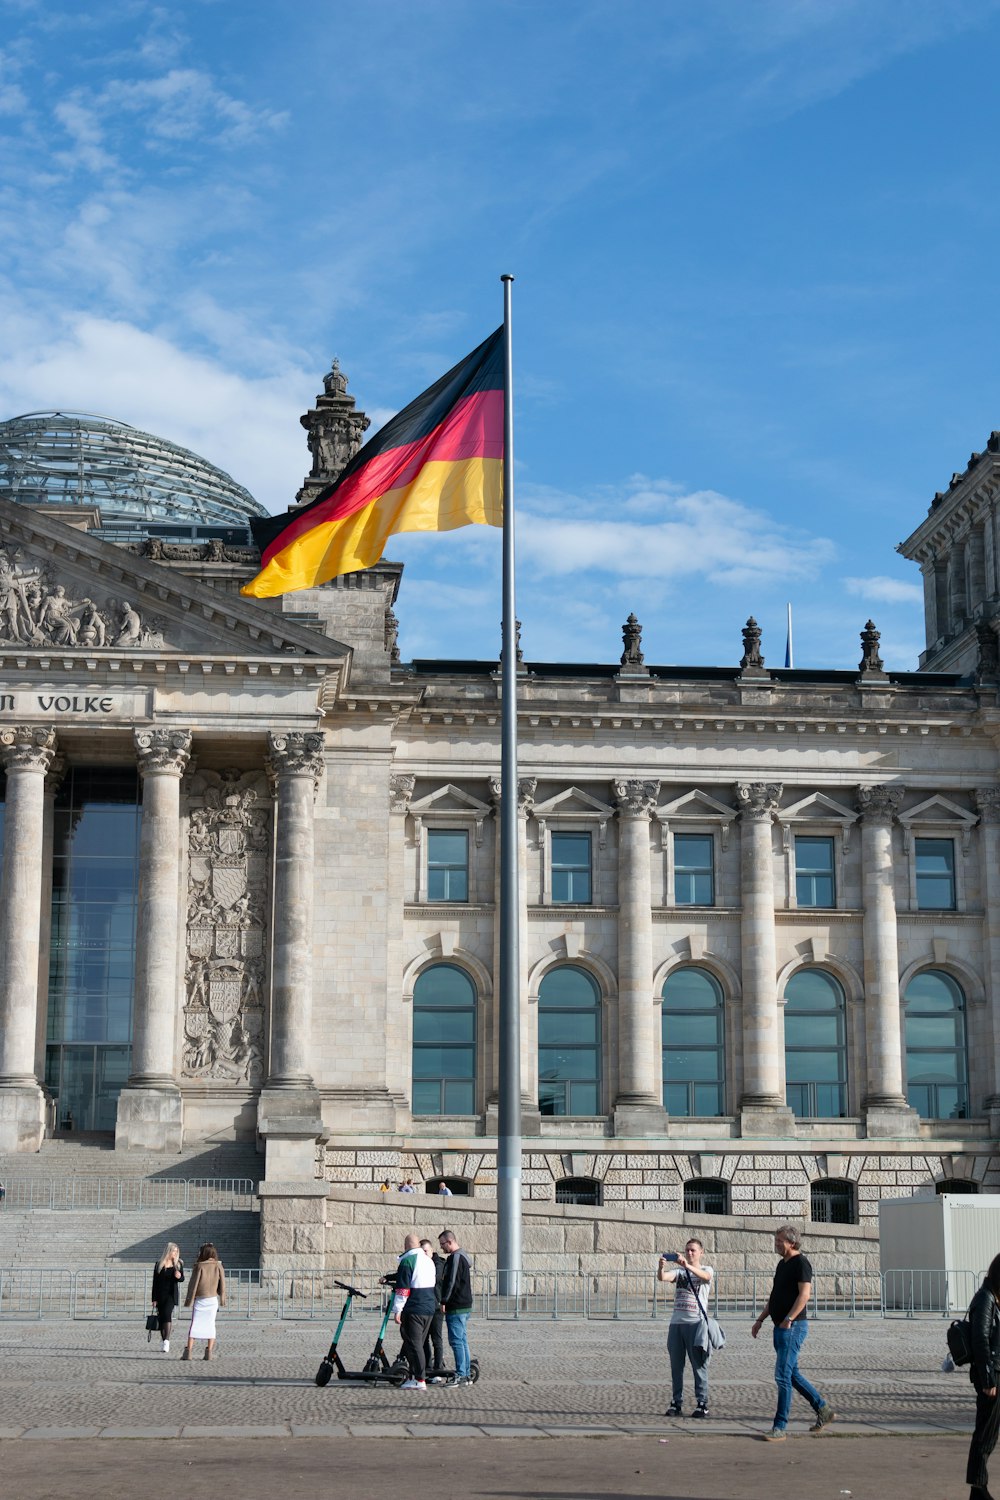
[333,1280,368,1298]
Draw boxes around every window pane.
[693,1083,724,1115]
[412,1079,442,1114]
[786,1050,843,1083]
[906,971,963,1012]
[907,1054,962,1082]
[784,1014,842,1048]
[413,965,476,1007]
[428,830,468,865]
[538,1048,598,1080]
[662,969,722,1009]
[539,967,600,1008]
[785,970,843,1010]
[427,867,468,902]
[443,1080,475,1114]
[915,839,955,876]
[539,1082,566,1116]
[665,1083,690,1114]
[663,1050,721,1082]
[662,1013,721,1047]
[675,835,714,906]
[796,873,835,907]
[905,1015,963,1049]
[412,1046,474,1080]
[538,1010,599,1046]
[796,836,834,871]
[552,833,591,904]
[413,1010,475,1043]
[568,1082,599,1115]
[916,839,955,909]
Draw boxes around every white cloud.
[843,574,923,605]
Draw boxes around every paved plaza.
[0,1312,978,1439]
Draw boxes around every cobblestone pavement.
[0,1313,979,1441]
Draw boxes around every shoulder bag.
[685,1269,726,1351]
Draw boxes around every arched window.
[661,968,726,1116]
[538,966,601,1116]
[684,1178,727,1215]
[424,1177,472,1196]
[936,1177,978,1195]
[904,971,969,1119]
[811,1179,855,1224]
[783,969,847,1118]
[555,1177,600,1206]
[411,964,476,1116]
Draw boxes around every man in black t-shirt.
[751,1224,836,1441]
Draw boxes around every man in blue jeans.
[751,1224,836,1441]
[438,1229,474,1386]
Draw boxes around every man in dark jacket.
[438,1229,474,1386]
[967,1254,1000,1500]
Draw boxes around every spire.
[295,358,371,508]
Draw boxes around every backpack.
[947,1317,973,1367]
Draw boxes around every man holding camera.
[751,1223,836,1441]
[657,1237,714,1418]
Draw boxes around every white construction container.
[879,1194,1000,1312]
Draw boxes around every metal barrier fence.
[0,1267,985,1321]
[0,1179,257,1212]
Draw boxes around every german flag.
[242,328,504,597]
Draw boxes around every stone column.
[0,726,56,1151]
[857,784,918,1136]
[258,732,325,1179]
[34,753,66,1081]
[386,775,414,1107]
[115,728,192,1152]
[969,525,987,614]
[612,778,665,1135]
[735,782,793,1135]
[948,538,968,632]
[975,788,1000,1130]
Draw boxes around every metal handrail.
[0,1178,257,1211]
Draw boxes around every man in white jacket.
[391,1232,438,1390]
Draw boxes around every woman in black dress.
[150,1242,184,1354]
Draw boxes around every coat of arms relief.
[183,769,271,1086]
[0,544,165,647]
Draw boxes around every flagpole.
[496,273,522,1295]
[785,602,794,670]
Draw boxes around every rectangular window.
[427,829,469,902]
[674,833,714,906]
[915,837,956,910]
[551,831,592,904]
[795,835,835,908]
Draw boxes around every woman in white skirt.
[182,1242,226,1361]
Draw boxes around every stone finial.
[0,725,57,774]
[620,613,644,668]
[735,782,782,820]
[266,731,326,784]
[384,606,401,663]
[296,359,371,507]
[489,776,536,815]
[976,786,1000,825]
[740,617,764,670]
[856,784,904,824]
[859,619,884,675]
[389,774,415,815]
[612,778,659,817]
[134,728,193,777]
[497,620,523,667]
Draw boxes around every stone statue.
[740,617,764,670]
[384,607,400,663]
[859,619,884,675]
[0,550,162,650]
[620,613,644,668]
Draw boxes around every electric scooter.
[314,1280,410,1387]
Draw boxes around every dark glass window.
[683,1178,727,1214]
[936,1178,978,1195]
[551,832,592,904]
[661,968,725,1116]
[811,1180,855,1224]
[915,838,956,910]
[904,970,968,1119]
[427,829,469,902]
[411,964,477,1116]
[538,966,601,1116]
[555,1177,600,1206]
[795,835,835,908]
[784,969,847,1118]
[674,833,714,906]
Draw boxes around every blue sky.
[2,0,1000,671]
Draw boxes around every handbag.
[685,1269,726,1352]
[145,1312,160,1342]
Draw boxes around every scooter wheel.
[389,1364,408,1386]
[469,1360,481,1384]
[315,1360,334,1387]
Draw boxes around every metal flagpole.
[785,602,794,670]
[496,273,522,1294]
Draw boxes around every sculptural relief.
[182,769,271,1087]
[0,545,164,648]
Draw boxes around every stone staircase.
[0,1139,263,1269]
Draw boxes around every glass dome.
[0,411,268,535]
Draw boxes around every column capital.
[134,727,192,777]
[0,725,57,774]
[389,773,415,815]
[976,786,1000,824]
[856,783,904,824]
[735,781,782,821]
[266,731,325,785]
[612,777,660,818]
[44,751,67,795]
[489,776,537,815]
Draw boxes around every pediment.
[899,794,978,828]
[533,786,613,819]
[409,784,493,818]
[0,497,348,663]
[780,791,858,825]
[657,788,736,822]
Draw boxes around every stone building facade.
[3,391,1000,1230]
